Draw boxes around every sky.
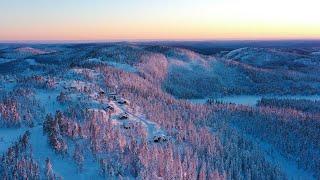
[0,0,320,42]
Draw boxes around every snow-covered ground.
[234,127,315,180]
[106,61,138,73]
[15,47,51,55]
[116,103,166,140]
[0,58,15,64]
[1,44,319,179]
[258,139,315,180]
[25,59,38,66]
[34,89,65,114]
[85,58,138,73]
[0,128,28,154]
[29,126,102,179]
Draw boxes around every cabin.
[98,91,106,99]
[108,92,119,100]
[119,113,129,120]
[153,134,167,143]
[68,86,77,91]
[99,91,105,96]
[109,95,118,101]
[108,92,117,96]
[117,98,129,105]
[83,86,89,92]
[122,122,133,130]
[103,104,114,112]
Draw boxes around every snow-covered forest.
[0,43,319,179]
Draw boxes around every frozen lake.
[189,95,320,106]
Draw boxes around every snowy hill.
[0,43,319,179]
[15,47,51,55]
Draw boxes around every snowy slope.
[1,44,319,179]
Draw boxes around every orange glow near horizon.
[1,0,320,41]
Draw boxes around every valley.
[0,42,319,179]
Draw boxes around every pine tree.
[73,143,84,172]
[45,158,55,180]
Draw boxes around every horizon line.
[1,38,320,44]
